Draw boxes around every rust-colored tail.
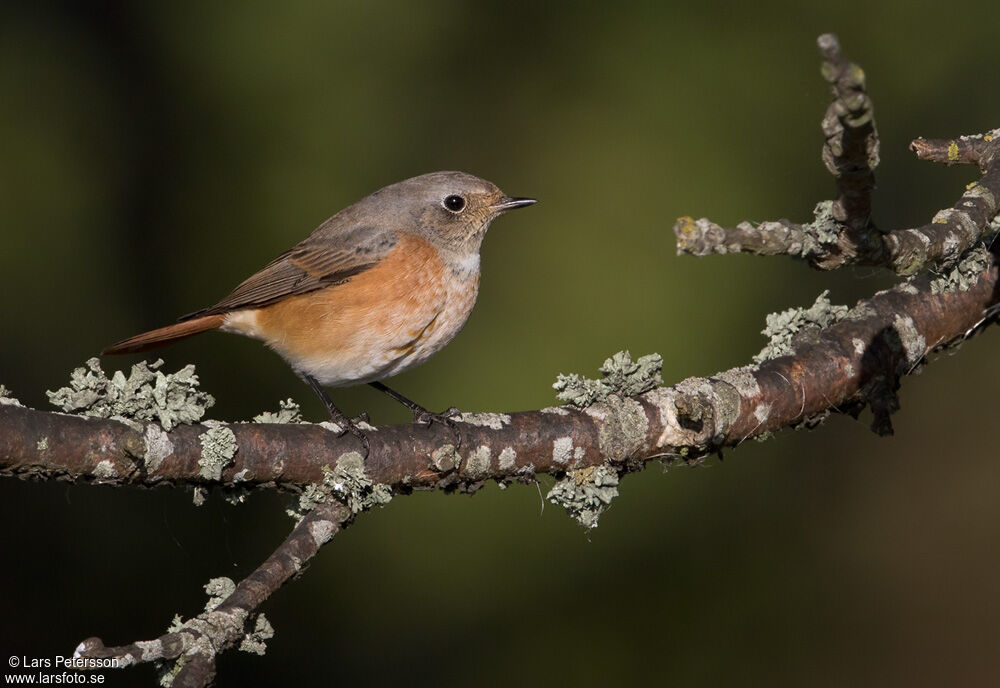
[102,314,225,355]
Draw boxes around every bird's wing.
[180,225,398,320]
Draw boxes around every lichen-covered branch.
[817,32,879,237]
[73,501,350,687]
[910,129,1000,166]
[3,258,997,499]
[674,34,1000,276]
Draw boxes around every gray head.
[354,171,536,252]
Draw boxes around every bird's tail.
[102,314,225,355]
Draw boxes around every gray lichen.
[47,358,214,431]
[239,614,274,656]
[554,351,663,408]
[157,657,183,688]
[465,446,491,478]
[891,315,927,368]
[198,425,237,480]
[498,447,517,471]
[459,412,511,429]
[93,460,118,479]
[588,396,649,463]
[253,399,304,424]
[290,483,328,518]
[203,577,236,612]
[547,464,620,530]
[430,444,461,472]
[144,424,175,472]
[328,453,392,514]
[0,384,21,406]
[715,366,762,398]
[191,487,207,507]
[223,487,250,506]
[929,245,991,294]
[288,453,392,519]
[552,436,574,465]
[800,200,841,258]
[754,291,849,363]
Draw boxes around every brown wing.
[180,225,398,320]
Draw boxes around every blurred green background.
[2,1,1000,686]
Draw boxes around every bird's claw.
[325,410,370,457]
[340,419,371,457]
[413,406,463,448]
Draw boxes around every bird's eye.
[443,195,466,212]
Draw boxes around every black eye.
[443,195,466,212]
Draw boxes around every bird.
[103,171,536,444]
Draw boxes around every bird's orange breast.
[222,233,480,386]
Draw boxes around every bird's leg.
[368,381,462,445]
[303,375,370,455]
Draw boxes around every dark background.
[2,1,999,686]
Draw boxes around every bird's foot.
[325,407,371,457]
[412,406,463,448]
[302,374,372,456]
[365,381,462,447]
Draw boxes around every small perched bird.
[104,171,536,441]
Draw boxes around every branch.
[74,501,350,688]
[910,129,1000,166]
[4,259,998,498]
[674,34,1000,276]
[817,32,879,237]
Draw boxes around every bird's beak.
[492,196,537,213]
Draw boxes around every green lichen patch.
[198,425,237,480]
[288,453,392,519]
[47,358,214,431]
[239,614,274,656]
[801,201,841,258]
[930,245,991,294]
[253,399,305,424]
[289,483,329,519]
[547,464,620,530]
[554,351,663,408]
[328,453,392,514]
[203,577,236,612]
[754,291,848,363]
